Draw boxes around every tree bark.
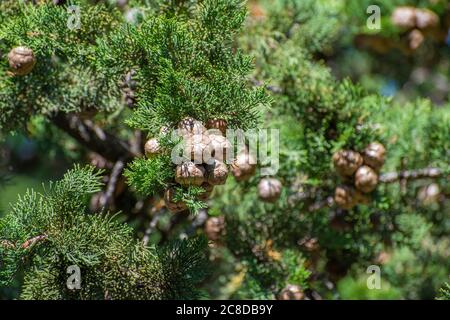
[379,167,444,183]
[51,113,135,162]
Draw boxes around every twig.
[379,167,444,183]
[399,157,408,197]
[1,234,48,249]
[142,210,165,246]
[130,130,144,157]
[288,167,445,212]
[21,234,48,249]
[184,209,209,237]
[51,113,135,162]
[100,159,125,208]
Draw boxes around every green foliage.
[0,165,208,299]
[0,0,448,300]
[0,1,123,132]
[283,250,311,289]
[156,236,210,299]
[210,0,449,299]
[173,185,208,213]
[0,0,268,214]
[234,274,274,300]
[124,155,174,195]
[96,0,268,135]
[437,282,450,300]
[250,0,340,53]
[382,244,450,300]
[241,0,385,178]
[373,99,450,171]
[106,0,270,212]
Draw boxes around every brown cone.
[278,284,304,300]
[363,142,386,170]
[231,149,256,181]
[178,117,206,136]
[415,8,439,29]
[334,185,358,209]
[355,165,378,193]
[175,162,206,186]
[206,118,227,135]
[144,138,161,158]
[8,47,36,76]
[391,7,416,29]
[183,134,211,164]
[164,188,187,213]
[205,160,228,185]
[258,178,282,202]
[207,134,231,164]
[204,216,225,242]
[332,150,363,177]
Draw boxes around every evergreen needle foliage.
[0,0,448,300]
[209,0,449,299]
[0,165,208,299]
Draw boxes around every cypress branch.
[51,113,135,162]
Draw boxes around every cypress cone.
[205,160,228,185]
[278,284,304,300]
[164,187,187,213]
[204,216,225,242]
[355,165,378,193]
[257,177,282,202]
[332,150,363,177]
[8,46,36,76]
[206,118,227,135]
[175,162,206,186]
[144,138,161,158]
[231,149,256,181]
[363,142,386,170]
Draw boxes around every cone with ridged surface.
[144,138,161,158]
[363,142,386,170]
[355,165,378,193]
[178,117,206,137]
[206,118,227,135]
[258,178,282,202]
[8,47,36,76]
[175,162,206,186]
[164,187,187,213]
[278,284,304,300]
[332,150,363,177]
[334,185,358,209]
[205,160,228,185]
[204,216,225,242]
[231,149,256,181]
[391,7,416,29]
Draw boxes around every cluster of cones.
[144,117,257,213]
[392,6,439,30]
[333,142,386,210]
[391,6,441,50]
[356,6,447,54]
